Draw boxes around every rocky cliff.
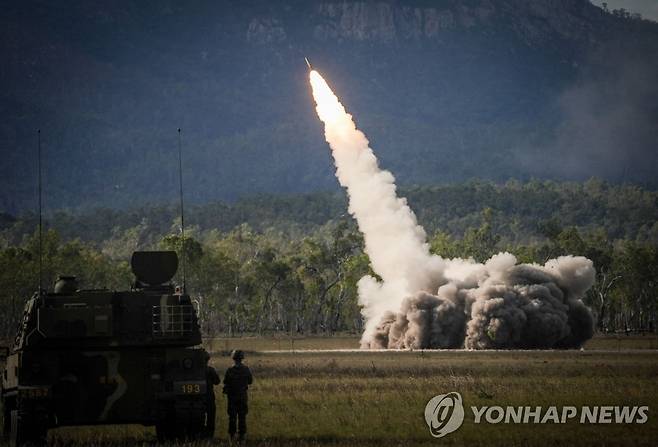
[245,1,603,44]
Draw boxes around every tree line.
[0,180,656,339]
[3,179,657,245]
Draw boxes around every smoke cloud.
[309,70,595,349]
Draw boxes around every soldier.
[204,352,221,438]
[223,350,253,442]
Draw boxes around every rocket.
[305,57,312,70]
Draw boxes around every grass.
[204,335,360,353]
[15,335,658,446]
[203,332,658,353]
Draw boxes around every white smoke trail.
[309,70,595,349]
[310,71,445,341]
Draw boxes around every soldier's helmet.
[231,350,245,361]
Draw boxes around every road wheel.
[156,407,204,442]
[155,416,176,442]
[2,399,12,441]
[9,409,25,447]
[185,412,205,440]
[10,407,47,447]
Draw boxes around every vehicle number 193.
[181,383,201,394]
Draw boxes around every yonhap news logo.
[424,392,649,438]
[424,392,465,438]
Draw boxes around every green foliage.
[460,208,501,262]
[0,230,131,338]
[610,241,658,331]
[4,179,656,246]
[0,180,657,337]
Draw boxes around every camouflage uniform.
[223,351,252,440]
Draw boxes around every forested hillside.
[1,180,656,339]
[2,179,656,246]
[3,0,658,212]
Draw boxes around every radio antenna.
[37,129,43,293]
[177,128,186,294]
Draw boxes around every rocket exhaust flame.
[309,70,595,350]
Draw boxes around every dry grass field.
[17,335,658,446]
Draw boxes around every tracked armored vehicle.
[1,251,211,445]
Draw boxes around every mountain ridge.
[2,0,657,212]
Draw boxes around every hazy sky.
[591,0,658,21]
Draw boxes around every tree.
[252,247,291,334]
[461,208,500,262]
[429,231,461,259]
[298,221,363,333]
[613,242,658,332]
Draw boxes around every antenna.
[37,129,43,293]
[177,128,186,293]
